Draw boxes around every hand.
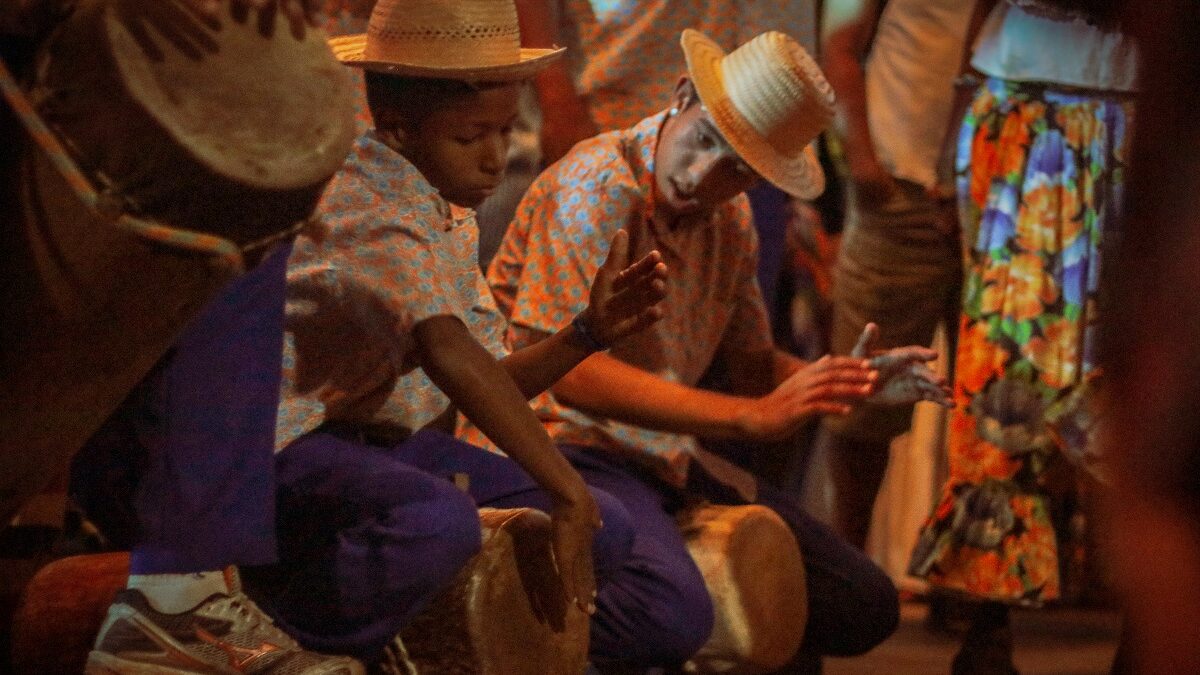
[737,355,878,441]
[851,323,952,407]
[183,0,323,38]
[549,486,601,616]
[579,229,668,348]
[540,99,599,166]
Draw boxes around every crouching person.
[484,30,952,671]
[242,0,671,667]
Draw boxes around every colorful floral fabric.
[561,0,816,131]
[275,132,508,450]
[908,78,1132,604]
[477,111,770,486]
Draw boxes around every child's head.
[654,78,762,218]
[656,30,835,220]
[328,0,566,207]
[366,73,520,208]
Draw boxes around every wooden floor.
[826,600,1121,675]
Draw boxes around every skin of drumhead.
[682,504,807,673]
[105,0,356,191]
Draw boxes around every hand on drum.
[851,323,953,407]
[580,229,668,348]
[549,488,601,617]
[182,0,323,39]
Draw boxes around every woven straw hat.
[329,0,564,80]
[681,29,835,199]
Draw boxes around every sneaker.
[85,572,363,674]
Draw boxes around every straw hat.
[681,29,836,200]
[329,0,565,80]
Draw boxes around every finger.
[803,382,875,404]
[611,251,663,292]
[575,553,597,615]
[604,277,667,318]
[807,402,854,417]
[601,229,631,276]
[850,323,879,359]
[304,0,324,26]
[870,346,938,370]
[255,0,278,37]
[281,0,308,38]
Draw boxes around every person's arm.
[414,314,599,616]
[553,351,876,442]
[501,230,667,399]
[514,0,597,164]
[821,0,896,206]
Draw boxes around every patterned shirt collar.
[355,131,472,230]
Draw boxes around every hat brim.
[329,34,565,81]
[680,29,825,200]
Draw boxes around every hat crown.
[364,0,522,70]
[719,31,835,156]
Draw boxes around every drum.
[10,510,589,674]
[397,507,591,674]
[679,504,808,674]
[0,0,356,523]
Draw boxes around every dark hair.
[364,72,509,132]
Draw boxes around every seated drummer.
[247,0,670,666]
[482,29,953,670]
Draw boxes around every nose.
[480,133,506,176]
[684,147,724,192]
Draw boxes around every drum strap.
[0,57,307,274]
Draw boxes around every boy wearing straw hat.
[249,0,672,665]
[486,30,951,668]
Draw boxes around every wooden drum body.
[398,507,590,675]
[679,504,808,674]
[10,509,589,674]
[0,0,356,523]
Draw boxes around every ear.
[374,122,409,154]
[670,75,697,111]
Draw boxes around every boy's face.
[654,83,761,220]
[400,83,521,208]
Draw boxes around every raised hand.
[549,488,602,617]
[851,323,952,407]
[737,355,878,441]
[579,229,668,348]
[182,0,323,38]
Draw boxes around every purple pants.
[71,243,292,574]
[246,429,638,662]
[562,445,901,671]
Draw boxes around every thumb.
[851,323,879,359]
[601,229,630,274]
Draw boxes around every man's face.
[654,97,761,220]
[401,83,521,208]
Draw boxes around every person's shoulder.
[545,130,638,193]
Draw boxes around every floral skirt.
[907,78,1132,605]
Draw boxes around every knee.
[588,491,635,578]
[808,562,899,657]
[594,565,714,665]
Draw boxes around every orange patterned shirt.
[560,0,817,131]
[481,112,772,485]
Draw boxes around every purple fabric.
[71,243,293,574]
[249,429,639,661]
[561,443,900,671]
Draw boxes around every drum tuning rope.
[0,57,306,275]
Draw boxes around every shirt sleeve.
[489,139,641,350]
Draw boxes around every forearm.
[416,316,587,504]
[552,353,757,440]
[501,324,593,400]
[821,0,880,169]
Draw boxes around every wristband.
[571,313,608,353]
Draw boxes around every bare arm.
[414,315,599,614]
[514,0,597,163]
[552,351,876,442]
[822,0,896,205]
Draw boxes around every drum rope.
[0,57,258,273]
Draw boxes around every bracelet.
[953,72,983,89]
[570,313,608,353]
